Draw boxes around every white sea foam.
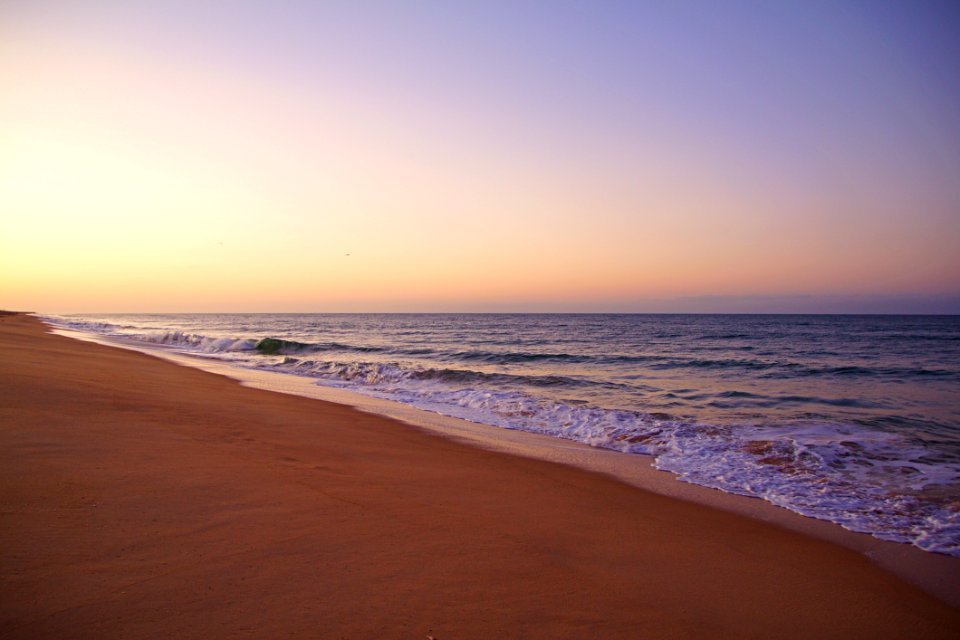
[138,331,258,353]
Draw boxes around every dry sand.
[1,312,958,639]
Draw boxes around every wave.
[45,317,127,333]
[706,393,889,410]
[136,331,258,353]
[648,357,958,380]
[782,364,958,380]
[98,329,391,357]
[266,357,624,390]
[254,337,313,354]
[446,349,595,364]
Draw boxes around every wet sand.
[2,312,958,638]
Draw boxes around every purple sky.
[2,1,958,312]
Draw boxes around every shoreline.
[49,318,960,606]
[3,312,959,638]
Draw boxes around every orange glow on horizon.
[2,6,958,313]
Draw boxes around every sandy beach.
[1,312,958,639]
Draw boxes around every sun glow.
[2,3,958,312]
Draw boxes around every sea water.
[45,313,960,555]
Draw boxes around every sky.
[1,0,958,313]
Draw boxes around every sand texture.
[1,312,958,639]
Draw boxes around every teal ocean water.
[48,313,960,555]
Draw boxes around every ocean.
[46,313,960,555]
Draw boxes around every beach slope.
[1,312,958,639]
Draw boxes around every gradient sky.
[2,1,959,313]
